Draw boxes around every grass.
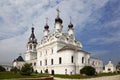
[0,72,119,79]
[0,72,50,79]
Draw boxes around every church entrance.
[45,69,48,73]
[51,70,54,75]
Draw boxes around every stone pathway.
[54,75,120,80]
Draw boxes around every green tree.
[10,67,19,73]
[20,63,33,75]
[116,62,120,73]
[80,66,96,76]
[0,65,6,72]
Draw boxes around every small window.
[88,59,90,64]
[59,57,62,64]
[51,59,53,65]
[34,62,36,66]
[65,69,67,74]
[34,45,36,48]
[29,44,32,49]
[92,61,95,65]
[46,50,47,55]
[52,49,53,54]
[40,61,42,66]
[108,68,111,71]
[71,56,74,63]
[45,59,47,65]
[82,57,84,64]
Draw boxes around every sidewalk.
[54,75,120,80]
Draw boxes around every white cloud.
[0,0,109,65]
[90,50,108,56]
[88,31,120,44]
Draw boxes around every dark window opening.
[45,59,47,65]
[108,68,111,71]
[51,59,53,65]
[82,57,84,64]
[51,70,54,75]
[34,62,36,66]
[59,57,62,64]
[71,56,74,63]
[30,44,32,49]
[40,61,42,66]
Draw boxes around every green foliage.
[0,72,119,79]
[0,72,50,79]
[116,61,120,73]
[0,65,6,72]
[20,63,33,76]
[10,67,19,73]
[80,66,96,76]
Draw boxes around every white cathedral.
[13,9,103,75]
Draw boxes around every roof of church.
[28,27,37,44]
[57,45,90,54]
[90,57,102,60]
[13,56,24,62]
[55,16,63,24]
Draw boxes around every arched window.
[34,62,36,66]
[45,59,47,65]
[40,61,42,66]
[59,57,62,64]
[51,70,54,75]
[45,50,47,55]
[52,48,53,54]
[71,56,74,63]
[29,44,32,49]
[82,57,84,64]
[51,59,53,65]
[65,69,67,74]
[88,59,90,64]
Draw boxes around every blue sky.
[0,0,120,65]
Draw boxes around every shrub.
[80,66,96,76]
[10,67,19,73]
[20,63,33,76]
[0,65,6,72]
[116,62,120,73]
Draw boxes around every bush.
[20,63,33,76]
[116,62,120,73]
[0,65,6,72]
[10,67,19,73]
[80,66,96,76]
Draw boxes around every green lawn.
[0,72,50,79]
[0,72,119,79]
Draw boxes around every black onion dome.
[55,17,63,24]
[68,22,73,28]
[44,24,49,30]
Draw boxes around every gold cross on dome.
[70,16,72,23]
[32,24,34,27]
[19,53,21,56]
[56,7,60,17]
[46,17,48,24]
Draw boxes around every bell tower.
[25,25,37,61]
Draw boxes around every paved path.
[54,75,120,80]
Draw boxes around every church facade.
[14,9,103,74]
